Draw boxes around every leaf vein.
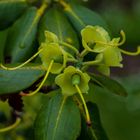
[52,96,67,140]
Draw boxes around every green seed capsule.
[71,74,81,85]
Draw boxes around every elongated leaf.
[34,94,81,140]
[117,73,140,93]
[78,102,109,140]
[64,3,108,32]
[0,65,44,94]
[0,29,8,63]
[38,7,79,50]
[0,0,28,29]
[5,6,43,63]
[90,74,127,97]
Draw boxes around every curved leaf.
[5,6,45,63]
[78,102,109,140]
[38,7,79,50]
[0,0,28,29]
[90,74,127,97]
[34,94,81,140]
[64,3,108,32]
[0,65,44,94]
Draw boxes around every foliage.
[0,0,139,140]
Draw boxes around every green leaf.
[34,94,81,140]
[5,7,42,63]
[38,7,79,50]
[78,102,109,140]
[0,29,9,63]
[90,74,127,97]
[117,73,140,93]
[0,0,28,29]
[64,3,108,32]
[0,65,44,94]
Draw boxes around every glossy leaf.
[0,29,8,63]
[90,74,127,97]
[0,0,28,29]
[0,65,44,94]
[5,7,42,63]
[78,102,109,140]
[38,7,79,50]
[34,94,81,140]
[64,3,108,32]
